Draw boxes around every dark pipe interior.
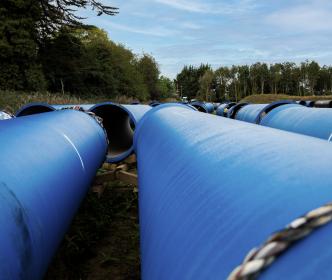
[91,104,134,158]
[17,106,54,117]
[192,104,206,113]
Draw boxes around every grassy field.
[241,94,332,104]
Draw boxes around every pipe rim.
[190,101,208,113]
[227,103,249,119]
[15,103,56,117]
[89,102,138,163]
[255,100,295,124]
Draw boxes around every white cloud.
[155,0,258,15]
[181,22,202,30]
[105,22,175,37]
[266,3,332,32]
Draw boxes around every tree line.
[176,61,332,102]
[0,0,174,100]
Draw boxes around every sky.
[80,0,332,79]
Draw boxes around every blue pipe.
[134,104,332,279]
[227,102,249,118]
[261,103,332,141]
[314,100,332,108]
[216,102,236,117]
[0,110,107,279]
[235,100,294,124]
[16,102,151,163]
[305,100,315,107]
[88,102,151,163]
[190,101,215,113]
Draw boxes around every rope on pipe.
[228,201,332,280]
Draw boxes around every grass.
[241,94,332,104]
[0,90,139,114]
[45,179,140,280]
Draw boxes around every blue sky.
[80,0,332,78]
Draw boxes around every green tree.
[137,54,160,100]
[307,61,320,94]
[0,0,46,90]
[198,69,214,101]
[157,76,175,99]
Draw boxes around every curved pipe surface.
[227,102,249,118]
[235,101,294,124]
[134,104,332,279]
[261,103,332,141]
[190,101,214,113]
[0,110,107,279]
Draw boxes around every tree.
[198,69,214,101]
[238,65,250,98]
[157,76,175,99]
[0,0,46,90]
[0,0,117,92]
[37,0,118,36]
[214,67,231,101]
[136,54,160,100]
[307,61,320,94]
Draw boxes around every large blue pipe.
[16,102,151,163]
[134,104,332,279]
[190,101,214,113]
[261,103,332,141]
[216,102,236,117]
[235,101,294,124]
[227,102,249,118]
[314,100,332,108]
[0,110,107,279]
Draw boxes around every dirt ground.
[45,181,140,280]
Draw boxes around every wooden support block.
[124,154,137,164]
